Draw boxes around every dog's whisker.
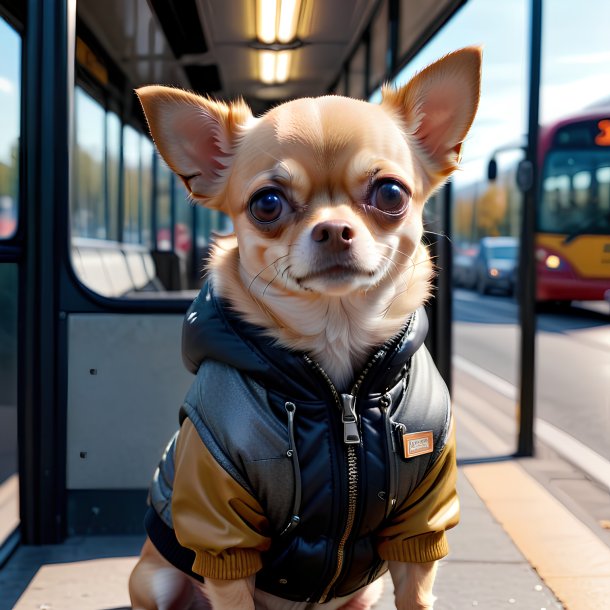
[245,254,290,293]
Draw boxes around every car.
[475,236,519,295]
[453,244,479,289]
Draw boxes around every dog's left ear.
[381,46,482,180]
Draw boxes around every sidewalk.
[374,469,564,609]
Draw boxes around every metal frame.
[20,0,74,544]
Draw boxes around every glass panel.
[535,0,610,469]
[140,136,154,247]
[393,0,528,460]
[369,0,388,90]
[540,151,610,235]
[73,87,106,239]
[175,180,192,257]
[156,161,172,251]
[0,17,21,239]
[106,112,121,241]
[0,263,19,542]
[347,42,366,99]
[123,125,141,244]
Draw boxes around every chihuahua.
[129,47,481,610]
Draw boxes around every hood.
[182,283,429,398]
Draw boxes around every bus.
[536,107,610,302]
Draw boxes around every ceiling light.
[257,0,277,45]
[275,51,291,82]
[256,0,302,44]
[259,51,277,84]
[277,0,301,43]
[259,50,292,84]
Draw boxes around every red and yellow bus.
[537,108,610,302]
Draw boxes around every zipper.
[303,315,415,601]
[280,401,302,536]
[304,349,387,603]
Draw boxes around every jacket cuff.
[193,548,263,580]
[378,531,449,563]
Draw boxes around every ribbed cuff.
[193,548,263,580]
[378,531,449,563]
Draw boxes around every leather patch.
[402,431,434,458]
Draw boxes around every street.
[453,288,610,465]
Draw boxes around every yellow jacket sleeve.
[376,422,459,563]
[172,418,272,580]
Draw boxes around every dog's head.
[137,48,481,382]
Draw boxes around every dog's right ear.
[136,86,253,208]
[381,47,481,184]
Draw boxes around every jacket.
[146,284,459,603]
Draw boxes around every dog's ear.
[381,46,481,181]
[136,86,253,208]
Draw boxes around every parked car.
[453,244,479,289]
[475,236,519,295]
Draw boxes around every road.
[453,288,610,465]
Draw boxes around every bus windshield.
[540,149,610,236]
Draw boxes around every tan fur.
[132,47,481,609]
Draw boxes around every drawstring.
[280,402,302,536]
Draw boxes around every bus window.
[106,111,121,241]
[0,263,18,543]
[123,125,141,244]
[0,14,20,548]
[597,166,610,213]
[541,151,610,235]
[0,17,21,239]
[572,170,591,210]
[140,136,154,248]
[73,87,106,239]
[156,161,173,251]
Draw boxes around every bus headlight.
[537,249,568,271]
[545,254,562,270]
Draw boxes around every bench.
[71,238,166,298]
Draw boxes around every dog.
[129,47,481,610]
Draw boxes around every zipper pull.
[392,421,407,453]
[340,394,360,444]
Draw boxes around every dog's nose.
[311,221,354,250]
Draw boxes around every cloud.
[557,51,610,66]
[0,77,14,95]
[540,75,609,123]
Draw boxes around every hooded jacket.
[146,284,459,604]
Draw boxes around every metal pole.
[439,181,453,394]
[517,0,542,457]
[425,183,453,393]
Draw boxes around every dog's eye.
[249,189,285,223]
[371,180,410,214]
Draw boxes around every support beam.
[20,0,75,543]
